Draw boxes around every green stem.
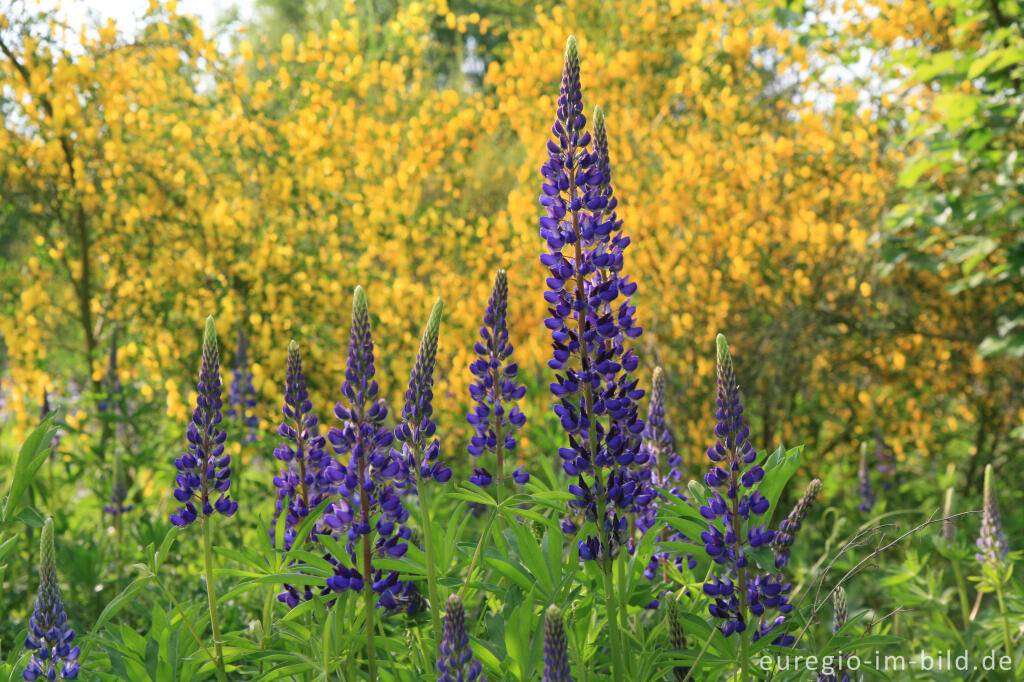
[951,560,971,627]
[151,571,218,666]
[601,561,625,682]
[259,588,274,675]
[996,581,1017,681]
[201,516,229,682]
[418,482,444,654]
[459,509,497,600]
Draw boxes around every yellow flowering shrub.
[1,0,1019,483]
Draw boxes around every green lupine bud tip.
[426,297,444,340]
[593,105,605,130]
[565,35,578,62]
[203,315,217,350]
[715,333,731,367]
[40,517,56,586]
[354,285,368,315]
[288,339,299,356]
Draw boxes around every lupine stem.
[201,515,229,682]
[995,581,1017,681]
[459,509,496,600]
[418,480,444,654]
[356,428,378,682]
[951,560,971,627]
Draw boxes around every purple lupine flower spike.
[323,286,419,614]
[857,444,874,512]
[271,340,336,607]
[467,269,528,490]
[436,595,485,682]
[771,479,822,569]
[976,464,1008,564]
[543,605,573,682]
[23,518,80,680]
[541,36,645,563]
[700,335,793,644]
[170,317,237,526]
[227,323,259,444]
[393,298,450,490]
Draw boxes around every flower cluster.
[23,518,80,680]
[467,269,528,490]
[227,324,259,444]
[170,317,237,526]
[976,464,1008,565]
[436,595,485,682]
[540,36,646,563]
[700,335,792,642]
[393,298,451,490]
[543,605,572,682]
[323,286,418,614]
[271,341,337,607]
[771,479,822,569]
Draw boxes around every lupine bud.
[666,595,689,682]
[771,479,822,568]
[226,323,259,443]
[170,316,237,526]
[540,38,646,563]
[466,270,528,489]
[543,605,572,682]
[942,487,956,543]
[323,287,418,614]
[857,443,874,512]
[833,586,848,634]
[394,298,451,490]
[436,595,485,682]
[976,464,1008,565]
[23,519,80,680]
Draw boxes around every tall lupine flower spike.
[700,335,779,638]
[23,518,79,680]
[436,595,485,682]
[857,444,874,513]
[394,298,450,489]
[976,464,1008,564]
[170,316,237,526]
[467,269,528,493]
[227,323,259,444]
[666,595,689,682]
[271,340,336,607]
[540,36,646,565]
[771,479,822,569]
[324,286,417,617]
[543,605,573,682]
